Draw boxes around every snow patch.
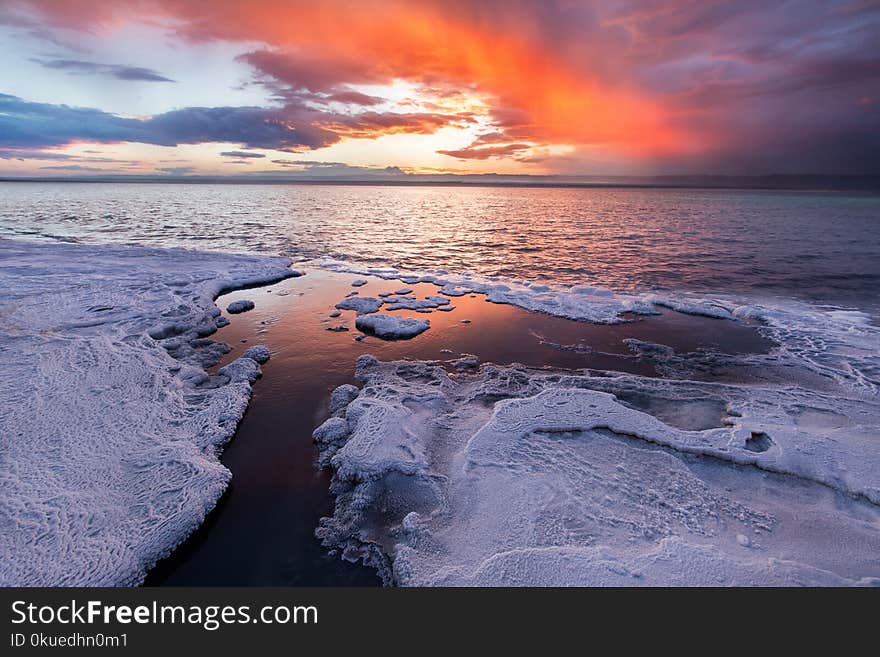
[0,239,296,586]
[316,357,880,586]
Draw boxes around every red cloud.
[8,0,879,173]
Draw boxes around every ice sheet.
[0,239,297,585]
[315,356,880,586]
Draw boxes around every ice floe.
[317,259,880,396]
[315,356,880,586]
[226,299,255,314]
[335,296,384,315]
[354,314,430,340]
[0,238,297,586]
[385,295,451,311]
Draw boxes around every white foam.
[0,238,297,586]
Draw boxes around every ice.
[354,314,430,340]
[226,299,255,314]
[329,384,360,414]
[318,258,650,323]
[0,238,297,586]
[335,296,385,315]
[385,295,451,311]
[242,345,271,364]
[318,258,880,396]
[351,279,368,287]
[393,288,413,295]
[315,357,880,586]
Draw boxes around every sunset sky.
[1,0,878,178]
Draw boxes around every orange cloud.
[201,0,690,154]
[14,0,691,159]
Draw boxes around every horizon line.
[1,172,879,192]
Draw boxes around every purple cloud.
[32,58,175,82]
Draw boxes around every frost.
[0,238,296,586]
[316,357,880,586]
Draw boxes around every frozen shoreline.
[0,238,297,585]
[316,356,880,586]
[2,237,878,586]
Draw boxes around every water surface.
[2,182,877,312]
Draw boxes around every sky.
[0,0,878,178]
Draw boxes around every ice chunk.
[351,279,368,287]
[242,345,271,364]
[226,299,255,314]
[329,384,360,415]
[453,354,480,370]
[355,314,430,339]
[335,296,384,315]
[385,295,451,311]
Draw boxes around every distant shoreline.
[1,175,878,192]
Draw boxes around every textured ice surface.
[335,296,385,315]
[0,239,296,586]
[242,345,271,364]
[226,299,255,314]
[385,295,451,311]
[355,314,430,340]
[319,259,650,323]
[315,357,880,586]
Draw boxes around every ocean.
[2,182,878,313]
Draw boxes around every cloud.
[31,58,175,82]
[270,159,347,167]
[3,0,879,173]
[0,93,469,153]
[0,149,73,160]
[0,148,140,166]
[156,166,195,175]
[219,150,265,158]
[438,143,533,160]
[38,164,106,171]
[254,161,408,177]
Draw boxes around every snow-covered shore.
[0,239,297,586]
[2,237,878,587]
[315,356,880,586]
